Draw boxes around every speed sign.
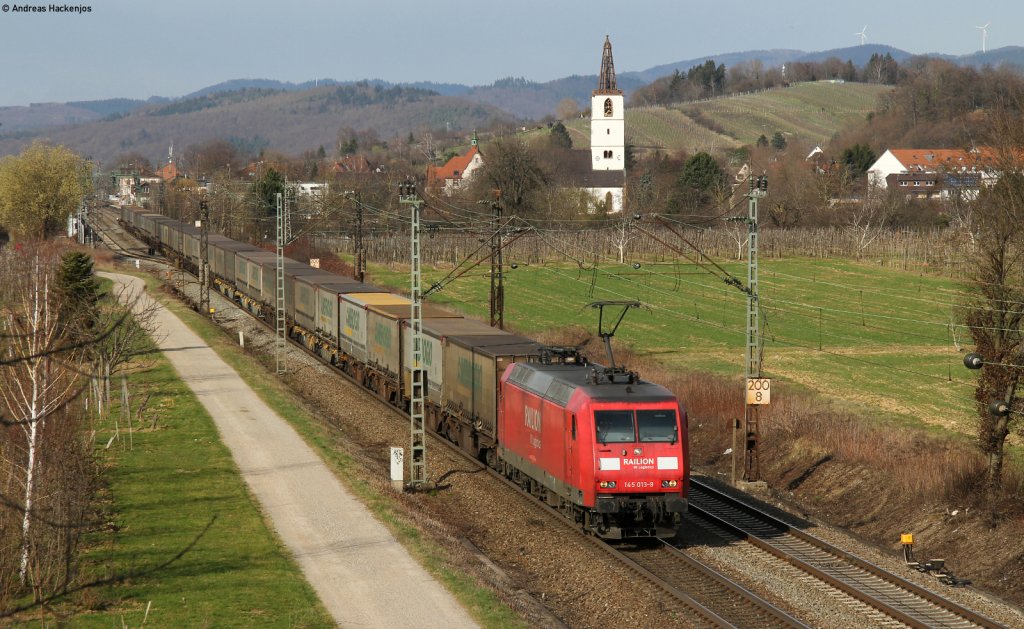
[746,378,771,405]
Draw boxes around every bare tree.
[0,247,157,607]
[964,123,1024,494]
[0,246,82,586]
[607,213,640,263]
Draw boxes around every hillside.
[4,43,1023,146]
[460,74,647,120]
[0,84,513,165]
[564,81,892,154]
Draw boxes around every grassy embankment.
[369,256,985,442]
[134,274,525,628]
[67,281,334,627]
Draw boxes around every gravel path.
[102,271,478,629]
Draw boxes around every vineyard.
[564,81,891,154]
[692,81,892,146]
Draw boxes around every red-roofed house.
[867,148,998,200]
[156,160,184,183]
[427,134,483,195]
[331,155,374,174]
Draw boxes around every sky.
[0,0,1019,107]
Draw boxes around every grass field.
[369,256,982,439]
[564,81,891,153]
[75,333,333,627]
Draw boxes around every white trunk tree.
[0,251,79,585]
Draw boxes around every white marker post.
[238,330,245,348]
[390,447,404,490]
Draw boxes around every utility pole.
[399,180,427,488]
[199,199,210,316]
[489,193,505,329]
[274,193,286,375]
[741,175,769,483]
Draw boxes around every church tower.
[591,36,624,171]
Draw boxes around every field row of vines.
[317,225,976,279]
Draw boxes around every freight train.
[117,205,689,539]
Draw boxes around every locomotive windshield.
[637,409,678,443]
[595,409,679,444]
[594,410,635,443]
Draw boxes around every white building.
[867,148,997,200]
[291,182,329,198]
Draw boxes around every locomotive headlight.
[599,481,617,489]
[661,480,679,488]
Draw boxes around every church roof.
[558,151,625,188]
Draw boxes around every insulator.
[989,401,1011,417]
[963,353,984,369]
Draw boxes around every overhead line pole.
[399,180,427,489]
[742,175,768,483]
[354,191,365,283]
[489,193,504,329]
[275,192,286,375]
[199,199,210,316]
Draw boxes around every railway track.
[689,478,1005,629]
[616,540,809,628]
[89,206,163,263]
[88,209,999,627]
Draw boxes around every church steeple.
[590,35,625,174]
[595,35,621,95]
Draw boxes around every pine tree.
[56,250,100,332]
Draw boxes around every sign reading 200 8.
[746,378,771,405]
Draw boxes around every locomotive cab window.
[637,409,678,443]
[595,410,635,444]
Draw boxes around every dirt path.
[103,272,478,629]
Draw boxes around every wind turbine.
[854,25,867,46]
[976,22,990,53]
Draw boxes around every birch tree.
[0,246,82,587]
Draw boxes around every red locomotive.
[498,350,688,539]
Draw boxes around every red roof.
[427,146,479,186]
[156,161,181,182]
[331,155,372,173]
[888,148,996,172]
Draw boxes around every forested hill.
[0,83,512,165]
